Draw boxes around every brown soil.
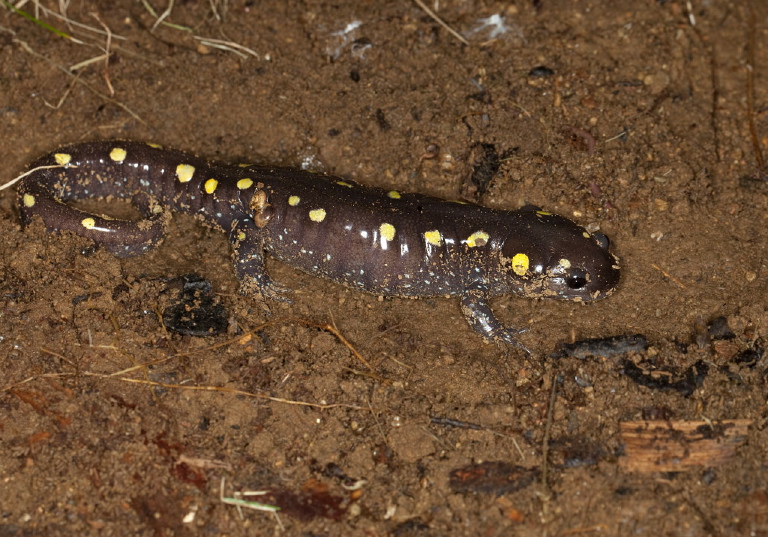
[1,1,767,535]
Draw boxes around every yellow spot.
[22,193,35,207]
[511,253,529,276]
[387,190,401,199]
[336,181,353,188]
[465,231,489,247]
[582,232,591,239]
[109,147,127,163]
[54,153,71,166]
[81,218,96,229]
[238,163,252,168]
[559,258,572,269]
[204,178,219,194]
[176,164,195,183]
[536,210,552,216]
[309,208,326,222]
[146,142,163,149]
[424,230,442,246]
[237,178,253,190]
[151,204,163,214]
[237,231,246,241]
[380,223,395,242]
[288,196,301,206]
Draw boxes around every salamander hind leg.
[460,290,530,353]
[230,222,293,303]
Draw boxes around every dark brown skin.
[18,141,620,349]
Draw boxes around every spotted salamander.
[17,141,620,349]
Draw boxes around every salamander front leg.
[230,224,292,303]
[460,291,530,353]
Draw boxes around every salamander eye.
[565,269,589,290]
[592,232,610,250]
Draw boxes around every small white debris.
[466,14,523,41]
[326,20,366,59]
[473,14,508,38]
[331,20,362,37]
[183,505,198,523]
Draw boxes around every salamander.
[17,141,620,349]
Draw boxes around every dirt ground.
[1,0,767,535]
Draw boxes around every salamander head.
[498,210,620,302]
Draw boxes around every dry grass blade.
[14,38,147,125]
[195,36,260,59]
[139,0,258,59]
[1,371,366,411]
[208,0,228,22]
[92,374,366,410]
[0,164,67,191]
[2,0,84,42]
[7,0,127,41]
[151,0,174,32]
[89,11,115,96]
[412,0,469,46]
[1,314,376,410]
